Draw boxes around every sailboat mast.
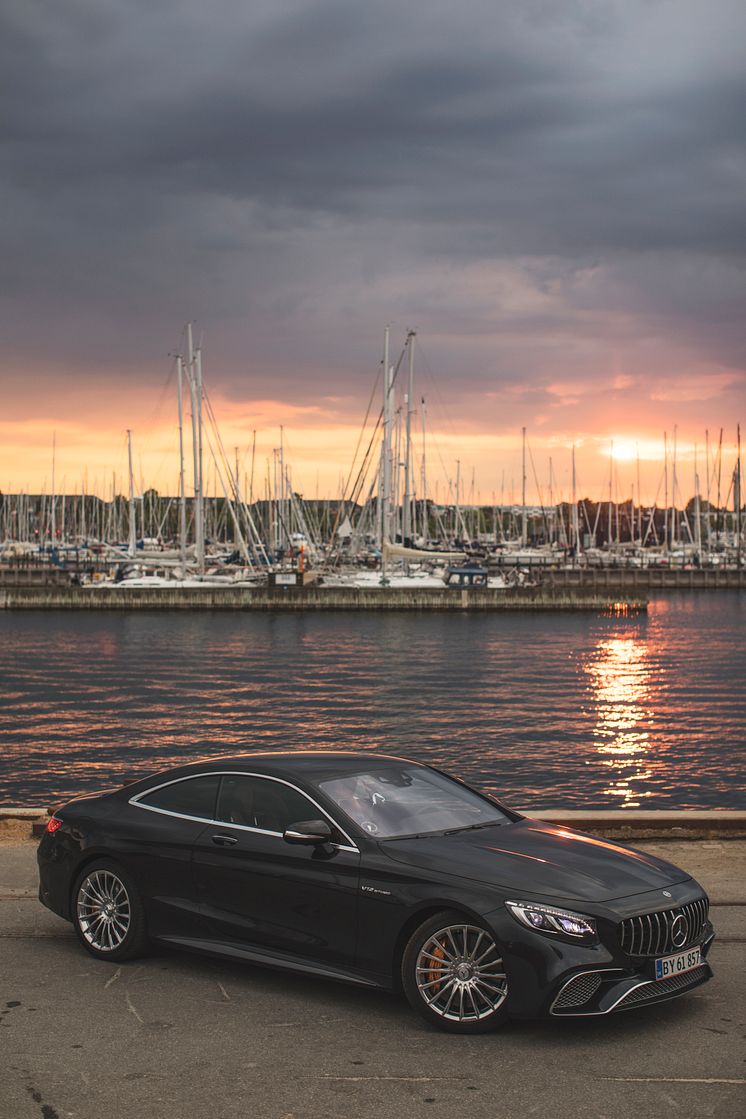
[420,396,427,544]
[636,443,642,544]
[195,344,205,571]
[704,428,711,552]
[50,431,56,547]
[278,427,285,552]
[546,457,552,546]
[234,446,241,550]
[716,428,723,543]
[380,326,392,582]
[127,429,136,558]
[572,445,580,559]
[403,330,415,543]
[521,427,527,547]
[672,424,678,549]
[186,323,204,572]
[694,444,702,554]
[176,357,187,573]
[272,448,278,554]
[471,465,476,541]
[736,424,742,566]
[666,427,671,550]
[608,440,613,548]
[249,430,256,507]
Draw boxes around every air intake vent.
[553,971,603,1011]
[616,966,709,1008]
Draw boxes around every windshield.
[317,766,509,839]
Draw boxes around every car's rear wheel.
[72,860,148,961]
[402,910,510,1033]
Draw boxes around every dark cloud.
[1,0,745,413]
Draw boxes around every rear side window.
[216,775,320,834]
[138,775,220,820]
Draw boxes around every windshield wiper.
[385,820,503,841]
[442,821,500,836]
[386,830,446,840]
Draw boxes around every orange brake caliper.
[428,942,447,991]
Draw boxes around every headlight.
[506,900,597,941]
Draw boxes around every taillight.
[45,816,63,834]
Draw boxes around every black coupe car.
[38,751,714,1032]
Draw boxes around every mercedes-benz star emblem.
[671,913,689,948]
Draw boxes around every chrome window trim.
[128,770,359,853]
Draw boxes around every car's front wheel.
[402,910,510,1033]
[72,860,148,961]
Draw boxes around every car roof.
[124,750,421,792]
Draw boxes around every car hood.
[380,818,691,902]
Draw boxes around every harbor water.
[0,592,743,809]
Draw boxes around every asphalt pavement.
[1,840,744,1119]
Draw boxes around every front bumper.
[549,932,714,1016]
[482,880,715,1019]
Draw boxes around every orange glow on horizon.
[0,386,741,506]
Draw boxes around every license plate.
[654,947,701,980]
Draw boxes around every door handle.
[211,834,238,846]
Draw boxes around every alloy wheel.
[76,869,131,952]
[415,923,508,1022]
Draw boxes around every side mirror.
[283,819,333,846]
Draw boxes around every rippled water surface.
[0,594,743,808]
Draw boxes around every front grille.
[553,971,603,1010]
[616,965,709,1008]
[618,896,709,957]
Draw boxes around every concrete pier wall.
[3,806,743,841]
[0,586,647,611]
[537,567,745,590]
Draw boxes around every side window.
[217,775,321,834]
[138,775,219,820]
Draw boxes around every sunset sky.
[2,0,744,504]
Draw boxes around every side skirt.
[157,934,389,990]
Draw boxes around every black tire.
[72,859,149,962]
[401,909,510,1034]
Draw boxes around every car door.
[191,773,360,970]
[126,773,221,937]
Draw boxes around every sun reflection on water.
[583,634,656,808]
